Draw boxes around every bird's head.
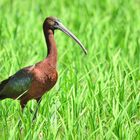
[43,17,59,30]
[43,16,87,54]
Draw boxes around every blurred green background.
[0,0,140,139]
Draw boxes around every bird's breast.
[28,68,58,98]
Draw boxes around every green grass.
[0,0,140,139]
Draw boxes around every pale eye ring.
[54,21,59,26]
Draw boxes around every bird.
[0,17,87,108]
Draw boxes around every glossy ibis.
[0,17,87,108]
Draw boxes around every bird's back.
[0,68,33,99]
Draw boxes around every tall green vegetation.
[0,0,140,139]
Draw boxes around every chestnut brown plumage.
[0,17,87,108]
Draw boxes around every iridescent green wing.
[0,69,33,99]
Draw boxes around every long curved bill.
[56,22,87,54]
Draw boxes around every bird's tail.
[0,95,6,100]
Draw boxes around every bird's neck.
[43,28,57,68]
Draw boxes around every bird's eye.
[55,21,59,26]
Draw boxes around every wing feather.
[0,69,33,99]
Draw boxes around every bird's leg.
[20,96,33,117]
[32,97,42,120]
[20,95,32,109]
[18,99,28,130]
[20,96,41,121]
[36,97,41,102]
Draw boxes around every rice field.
[0,0,140,139]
